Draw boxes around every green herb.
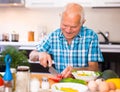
[0,46,30,69]
[95,71,102,76]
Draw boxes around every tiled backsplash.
[0,7,120,42]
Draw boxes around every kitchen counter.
[1,42,120,53]
[100,44,120,53]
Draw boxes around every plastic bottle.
[3,54,13,92]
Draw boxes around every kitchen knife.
[48,66,63,82]
[48,66,59,75]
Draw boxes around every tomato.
[49,77,61,82]
[0,77,4,86]
[49,74,63,82]
[56,74,63,79]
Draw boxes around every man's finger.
[47,55,52,67]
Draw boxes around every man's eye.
[63,25,68,27]
[71,26,76,28]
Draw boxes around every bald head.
[62,3,85,24]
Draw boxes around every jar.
[15,66,30,92]
[2,33,9,41]
[11,34,19,42]
[28,31,34,41]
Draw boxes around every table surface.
[30,73,91,92]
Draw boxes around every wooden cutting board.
[30,73,56,88]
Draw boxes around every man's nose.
[65,27,71,33]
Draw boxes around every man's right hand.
[29,50,52,67]
[38,52,52,67]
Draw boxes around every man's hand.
[38,52,52,67]
[61,62,99,78]
[61,66,74,78]
[29,50,52,67]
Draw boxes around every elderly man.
[29,3,104,78]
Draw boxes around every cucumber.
[60,78,87,85]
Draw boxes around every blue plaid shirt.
[37,26,104,73]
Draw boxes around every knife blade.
[48,66,59,75]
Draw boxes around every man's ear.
[82,19,86,25]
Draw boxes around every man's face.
[60,13,82,41]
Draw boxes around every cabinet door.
[25,0,92,8]
[23,0,120,8]
[92,0,120,7]
[0,0,23,3]
[0,0,9,3]
[100,53,120,77]
[54,0,92,7]
[25,0,56,8]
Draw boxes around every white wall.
[0,7,120,42]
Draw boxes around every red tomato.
[49,74,63,82]
[56,74,63,79]
[0,77,4,86]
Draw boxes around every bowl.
[72,70,100,82]
[51,83,88,92]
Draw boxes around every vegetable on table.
[106,78,120,89]
[101,70,119,80]
[60,78,87,85]
[60,87,78,92]
[0,77,4,86]
[49,74,63,82]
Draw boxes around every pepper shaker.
[41,77,50,89]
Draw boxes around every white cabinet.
[25,0,56,8]
[0,0,24,4]
[0,0,25,7]
[55,0,92,7]
[25,0,92,8]
[25,0,120,8]
[92,0,120,7]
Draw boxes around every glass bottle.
[3,54,13,92]
[15,66,30,92]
